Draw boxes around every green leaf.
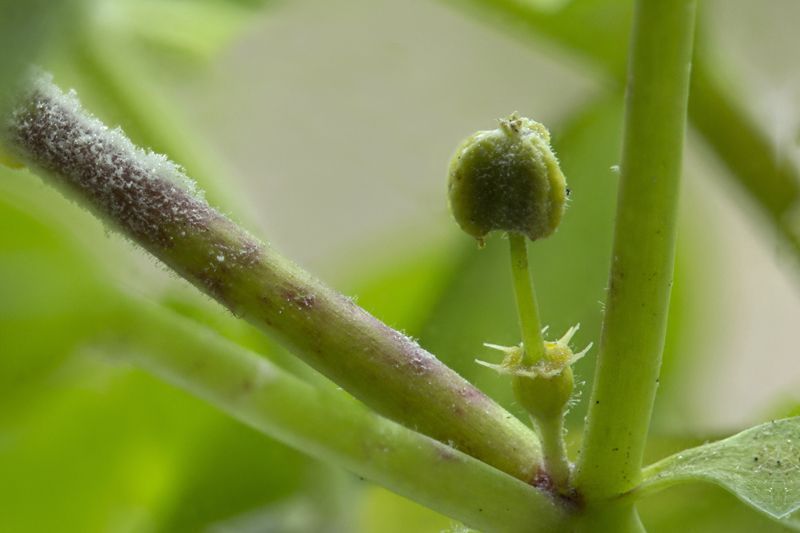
[357,486,455,533]
[49,32,260,225]
[0,170,325,532]
[640,483,793,533]
[0,356,313,533]
[688,54,800,259]
[0,0,77,106]
[90,0,255,60]
[0,169,122,401]
[444,0,632,76]
[640,417,800,525]
[342,240,458,338]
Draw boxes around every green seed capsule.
[448,113,567,242]
[513,368,574,421]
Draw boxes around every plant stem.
[572,502,645,533]
[508,233,571,492]
[110,299,567,533]
[574,0,697,500]
[1,75,543,483]
[508,232,545,364]
[534,414,570,491]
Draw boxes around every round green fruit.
[448,113,567,242]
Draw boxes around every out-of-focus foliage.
[640,484,791,533]
[453,0,800,271]
[0,0,798,531]
[88,0,274,61]
[0,0,76,112]
[0,175,113,401]
[0,168,341,532]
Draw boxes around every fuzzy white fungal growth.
[0,73,549,485]
[3,73,209,249]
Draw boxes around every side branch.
[110,301,566,533]
[1,75,541,482]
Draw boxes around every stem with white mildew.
[1,73,543,483]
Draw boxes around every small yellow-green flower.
[478,325,590,420]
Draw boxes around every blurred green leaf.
[47,33,260,225]
[343,242,459,338]
[155,410,326,533]
[445,0,631,77]
[89,0,255,60]
[0,356,314,533]
[222,0,273,8]
[640,483,793,533]
[357,486,454,533]
[689,52,800,260]
[0,0,77,109]
[641,417,800,527]
[0,169,122,401]
[0,171,330,532]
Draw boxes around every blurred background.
[1,0,799,531]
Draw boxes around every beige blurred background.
[156,0,800,431]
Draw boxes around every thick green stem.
[1,75,543,483]
[110,300,567,533]
[508,232,545,365]
[574,0,697,500]
[572,502,645,533]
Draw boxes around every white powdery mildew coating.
[5,73,211,248]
